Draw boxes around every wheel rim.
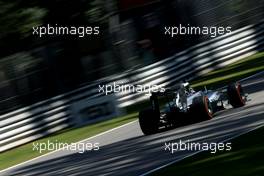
[204,96,213,118]
[237,83,246,104]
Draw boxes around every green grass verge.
[151,126,264,176]
[1,51,263,171]
[191,52,264,89]
[0,113,137,170]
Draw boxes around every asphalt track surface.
[1,71,264,176]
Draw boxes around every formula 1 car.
[139,82,248,135]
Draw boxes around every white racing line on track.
[0,120,138,173]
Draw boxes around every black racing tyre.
[138,108,160,135]
[227,82,246,108]
[191,96,213,121]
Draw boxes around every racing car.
[139,82,248,135]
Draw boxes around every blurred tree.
[0,0,46,57]
[0,0,119,90]
[0,0,112,56]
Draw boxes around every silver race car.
[139,82,248,135]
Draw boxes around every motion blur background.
[0,0,264,115]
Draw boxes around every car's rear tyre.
[191,96,213,121]
[139,109,160,135]
[227,82,246,108]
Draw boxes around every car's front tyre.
[227,82,246,108]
